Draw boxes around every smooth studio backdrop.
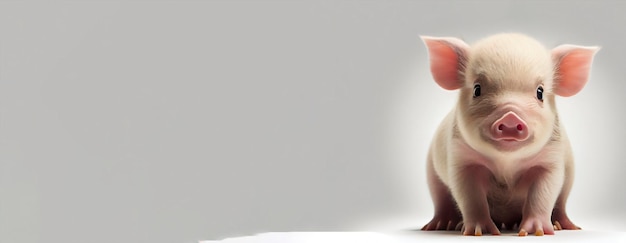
[1,1,624,243]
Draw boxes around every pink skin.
[422,103,581,236]
[420,34,598,236]
[491,112,528,142]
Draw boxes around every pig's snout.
[490,111,529,141]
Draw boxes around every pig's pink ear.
[552,44,600,97]
[421,36,469,90]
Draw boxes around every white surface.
[203,216,626,242]
[201,230,626,243]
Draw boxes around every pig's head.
[422,33,599,156]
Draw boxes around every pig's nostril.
[497,124,524,131]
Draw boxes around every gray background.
[1,1,624,243]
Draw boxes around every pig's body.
[420,33,598,236]
[426,108,575,233]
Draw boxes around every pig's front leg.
[517,166,564,236]
[450,164,501,236]
[551,152,581,230]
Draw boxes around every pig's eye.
[536,86,544,101]
[473,84,481,97]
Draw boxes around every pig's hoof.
[422,212,462,231]
[518,229,528,236]
[552,219,581,230]
[461,220,500,236]
[519,217,554,236]
[552,209,581,230]
[422,217,462,231]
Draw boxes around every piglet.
[420,33,599,236]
